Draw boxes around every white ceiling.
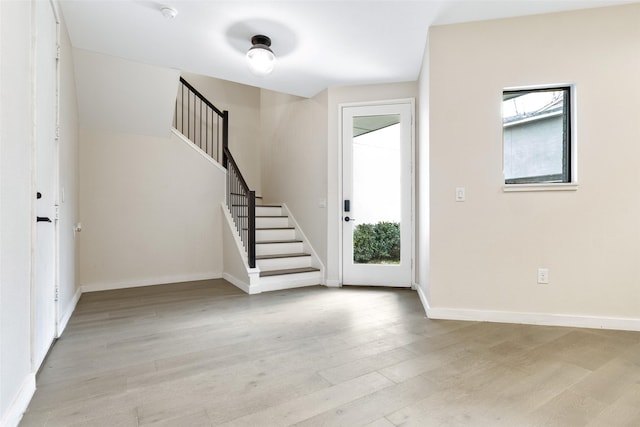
[59,0,636,98]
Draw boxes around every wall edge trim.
[57,287,81,337]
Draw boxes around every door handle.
[37,216,52,223]
[344,216,356,222]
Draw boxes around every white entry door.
[342,102,413,286]
[33,0,59,370]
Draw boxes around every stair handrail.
[174,77,229,165]
[224,147,256,268]
[174,77,255,268]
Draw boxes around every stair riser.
[257,256,312,271]
[257,271,323,290]
[256,217,289,228]
[256,242,304,256]
[256,229,296,241]
[256,206,282,216]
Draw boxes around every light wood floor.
[20,280,640,426]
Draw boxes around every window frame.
[502,84,577,192]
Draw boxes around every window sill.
[503,183,579,192]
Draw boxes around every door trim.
[337,98,415,287]
[31,0,61,371]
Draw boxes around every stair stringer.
[280,203,326,283]
[171,128,227,173]
[221,202,261,294]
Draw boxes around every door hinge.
[55,126,61,140]
[56,45,61,60]
[54,285,59,302]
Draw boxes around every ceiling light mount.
[161,6,177,19]
[246,34,275,76]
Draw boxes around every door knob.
[344,216,356,222]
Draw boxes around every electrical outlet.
[537,268,549,284]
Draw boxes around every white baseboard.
[57,287,81,337]
[1,373,36,427]
[80,272,223,293]
[325,279,341,288]
[416,285,430,317]
[222,272,252,294]
[416,285,640,332]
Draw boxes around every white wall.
[180,72,262,194]
[326,83,418,285]
[1,1,80,424]
[78,130,225,291]
[427,4,640,327]
[0,1,35,424]
[260,89,329,266]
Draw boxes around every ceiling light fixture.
[246,35,275,76]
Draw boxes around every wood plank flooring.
[20,279,640,426]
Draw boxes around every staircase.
[175,76,324,293]
[255,205,321,284]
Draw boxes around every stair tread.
[258,204,282,208]
[257,239,303,244]
[256,227,294,230]
[257,215,288,218]
[259,267,321,277]
[256,253,311,260]
[243,227,295,231]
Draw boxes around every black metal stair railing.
[174,77,228,164]
[174,76,255,268]
[224,148,256,268]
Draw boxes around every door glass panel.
[352,114,401,264]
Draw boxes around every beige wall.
[260,89,329,266]
[73,49,179,139]
[326,83,419,285]
[427,4,640,323]
[78,130,225,291]
[181,72,262,194]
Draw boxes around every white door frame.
[338,98,415,287]
[31,0,61,371]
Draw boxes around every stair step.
[257,239,302,244]
[243,227,294,231]
[259,266,321,278]
[256,227,296,242]
[256,227,294,230]
[236,216,286,218]
[256,216,289,228]
[256,253,310,260]
[255,240,304,256]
